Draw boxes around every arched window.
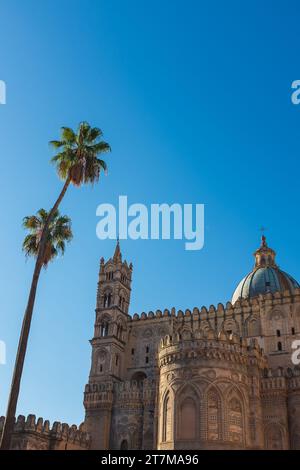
[131,371,147,383]
[120,439,128,450]
[207,390,221,440]
[97,349,107,374]
[278,341,282,351]
[116,323,123,340]
[162,393,172,442]
[105,271,114,281]
[247,317,261,336]
[100,321,109,337]
[119,296,126,311]
[228,396,243,444]
[269,310,287,337]
[178,397,196,440]
[103,292,112,308]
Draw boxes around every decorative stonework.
[82,243,300,450]
[3,241,300,450]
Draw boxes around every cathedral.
[1,236,300,450]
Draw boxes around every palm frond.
[50,122,110,186]
[61,127,76,143]
[88,127,103,142]
[49,140,65,149]
[22,208,73,266]
[23,215,41,230]
[88,141,111,154]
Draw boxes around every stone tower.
[2,237,300,450]
[84,241,133,449]
[81,237,300,450]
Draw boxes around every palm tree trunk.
[0,260,43,449]
[45,175,71,225]
[0,176,71,450]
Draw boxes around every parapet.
[129,288,300,322]
[84,378,157,409]
[0,415,91,449]
[158,331,267,370]
[259,366,300,393]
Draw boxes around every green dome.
[232,236,300,304]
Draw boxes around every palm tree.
[0,122,110,449]
[22,209,73,265]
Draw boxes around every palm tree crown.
[23,208,73,267]
[50,121,111,186]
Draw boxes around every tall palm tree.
[0,122,110,449]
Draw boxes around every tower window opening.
[100,365,103,372]
[277,342,282,351]
[131,348,135,355]
[276,329,281,337]
[116,324,123,340]
[145,356,149,364]
[115,355,119,366]
[292,327,295,335]
[119,296,126,311]
[146,346,149,353]
[100,322,109,337]
[103,293,112,308]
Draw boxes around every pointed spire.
[113,237,122,263]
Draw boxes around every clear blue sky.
[1,0,300,425]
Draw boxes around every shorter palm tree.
[22,208,73,266]
[0,209,72,449]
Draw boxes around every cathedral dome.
[232,235,300,304]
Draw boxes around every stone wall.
[0,415,90,450]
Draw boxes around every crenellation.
[6,240,300,450]
[0,414,91,449]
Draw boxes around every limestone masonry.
[2,236,300,450]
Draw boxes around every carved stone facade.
[2,238,300,450]
[84,239,300,450]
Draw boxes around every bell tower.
[84,241,133,449]
[96,239,132,317]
